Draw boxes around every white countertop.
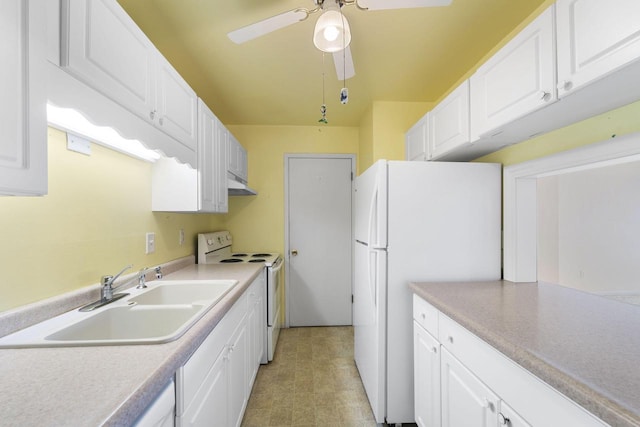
[410,280,640,427]
[0,263,262,427]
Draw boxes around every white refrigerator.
[353,160,501,424]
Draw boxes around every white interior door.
[286,155,354,327]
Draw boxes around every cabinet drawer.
[438,314,606,427]
[413,294,438,337]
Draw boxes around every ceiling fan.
[227,0,453,81]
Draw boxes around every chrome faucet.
[80,264,146,312]
[101,264,133,301]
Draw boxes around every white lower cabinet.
[176,277,264,427]
[413,321,441,427]
[440,348,498,427]
[413,294,607,427]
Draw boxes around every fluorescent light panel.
[46,104,161,162]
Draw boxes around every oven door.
[267,257,283,326]
[267,257,284,362]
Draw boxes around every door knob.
[291,249,298,256]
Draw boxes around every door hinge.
[351,172,353,181]
[351,294,354,303]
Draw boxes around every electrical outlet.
[179,229,185,246]
[146,232,156,254]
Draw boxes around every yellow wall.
[0,128,224,312]
[357,105,374,174]
[357,101,433,172]
[372,101,434,164]
[225,125,359,256]
[475,99,640,165]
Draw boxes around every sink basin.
[45,305,205,344]
[129,280,236,305]
[0,279,238,348]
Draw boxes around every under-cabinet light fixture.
[46,104,161,163]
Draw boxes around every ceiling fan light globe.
[324,26,340,42]
[313,10,351,53]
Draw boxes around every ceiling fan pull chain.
[319,53,328,124]
[340,7,349,104]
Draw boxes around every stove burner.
[252,253,271,257]
[220,258,243,263]
[249,259,266,263]
[232,253,248,257]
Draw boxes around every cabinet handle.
[447,336,454,344]
[421,313,426,320]
[431,346,438,354]
[557,80,573,92]
[159,117,164,126]
[539,91,550,101]
[291,249,298,257]
[498,412,511,425]
[149,110,155,120]
[484,398,495,412]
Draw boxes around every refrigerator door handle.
[368,249,377,309]
[367,182,379,248]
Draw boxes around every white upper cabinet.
[405,115,429,161]
[155,54,198,149]
[61,0,197,151]
[0,0,47,196]
[198,100,228,213]
[61,0,155,121]
[151,99,228,213]
[471,5,556,139]
[429,80,470,160]
[227,134,248,183]
[556,0,640,97]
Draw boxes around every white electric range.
[197,231,283,362]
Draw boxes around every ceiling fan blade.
[227,9,308,44]
[358,0,452,11]
[333,46,355,81]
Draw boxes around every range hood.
[228,177,257,196]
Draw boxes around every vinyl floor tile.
[241,326,378,427]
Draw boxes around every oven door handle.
[270,257,284,273]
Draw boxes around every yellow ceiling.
[117,0,548,127]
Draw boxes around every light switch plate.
[146,232,155,254]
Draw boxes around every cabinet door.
[498,400,532,427]
[441,348,498,427]
[556,0,640,97]
[134,380,175,427]
[0,0,47,196]
[155,55,197,150]
[61,0,155,121]
[227,135,242,179]
[197,99,217,212]
[237,143,248,182]
[413,322,441,427]
[429,80,470,159]
[214,117,229,212]
[179,348,229,427]
[470,5,556,139]
[228,320,248,427]
[405,116,428,161]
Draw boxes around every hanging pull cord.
[319,52,328,124]
[340,7,349,104]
